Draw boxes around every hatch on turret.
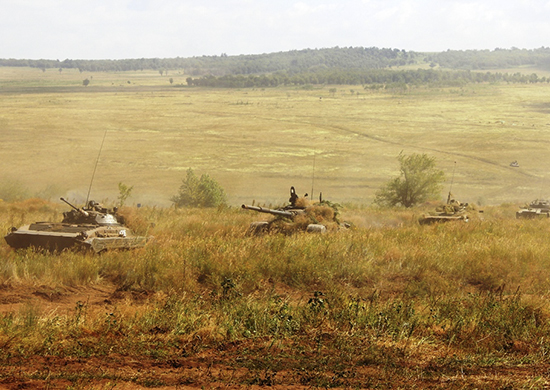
[95,213,118,225]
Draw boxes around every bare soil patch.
[0,284,549,389]
[0,283,115,315]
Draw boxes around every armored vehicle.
[419,195,470,225]
[242,186,347,234]
[516,199,550,219]
[4,198,151,253]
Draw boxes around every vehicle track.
[306,120,539,179]
[186,108,539,179]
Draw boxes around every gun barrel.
[241,204,294,218]
[60,197,89,217]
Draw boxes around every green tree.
[83,78,90,87]
[374,152,445,208]
[171,169,227,208]
[117,182,134,207]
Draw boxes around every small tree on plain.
[171,168,227,208]
[117,182,134,207]
[374,152,445,208]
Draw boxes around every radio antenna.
[447,161,457,204]
[311,152,316,199]
[86,130,108,205]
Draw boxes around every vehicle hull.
[516,209,550,219]
[419,215,469,225]
[4,222,150,253]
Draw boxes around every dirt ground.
[0,283,114,316]
[0,283,312,389]
[1,284,549,389]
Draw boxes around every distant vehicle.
[242,186,349,234]
[4,198,151,253]
[516,199,550,219]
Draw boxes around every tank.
[516,199,550,219]
[242,186,348,234]
[4,198,151,253]
[419,195,471,225]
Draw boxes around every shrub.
[374,152,445,208]
[171,168,227,208]
[117,182,134,207]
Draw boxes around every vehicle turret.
[242,187,348,235]
[61,197,119,226]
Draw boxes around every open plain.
[2,67,550,206]
[2,67,550,389]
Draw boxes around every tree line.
[0,47,418,74]
[4,46,550,75]
[426,47,550,70]
[185,68,549,89]
[3,46,550,89]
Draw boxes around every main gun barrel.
[241,204,296,218]
[60,197,89,217]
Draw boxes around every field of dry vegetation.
[2,66,550,206]
[1,67,550,388]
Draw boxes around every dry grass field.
[1,200,550,388]
[2,66,550,207]
[2,67,550,389]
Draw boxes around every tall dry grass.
[2,200,550,387]
[1,205,550,323]
[2,199,550,296]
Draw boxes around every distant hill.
[426,47,550,71]
[0,47,418,74]
[2,47,549,74]
[2,47,550,87]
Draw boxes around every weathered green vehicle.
[242,186,348,234]
[4,198,151,253]
[419,196,471,225]
[516,199,550,219]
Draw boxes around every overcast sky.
[2,0,550,60]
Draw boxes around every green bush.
[374,152,445,208]
[171,168,227,208]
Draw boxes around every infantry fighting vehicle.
[516,199,550,219]
[4,197,151,253]
[242,187,347,234]
[419,194,471,225]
